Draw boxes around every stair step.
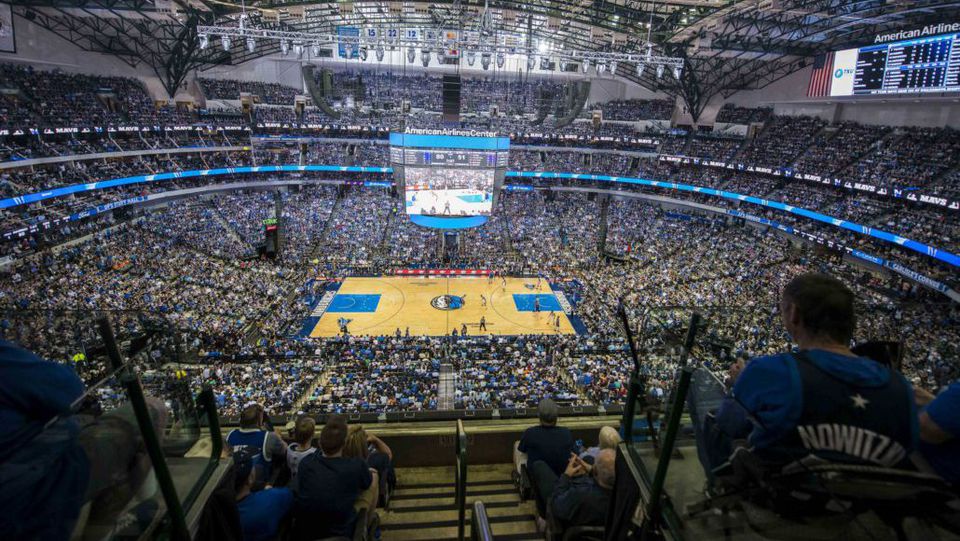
[394,482,513,497]
[381,501,536,525]
[378,516,540,540]
[381,513,536,531]
[399,479,510,490]
[389,492,522,509]
[392,487,517,501]
[384,499,529,514]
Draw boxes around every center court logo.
[430,295,464,310]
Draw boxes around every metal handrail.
[98,316,191,541]
[470,501,494,541]
[456,419,468,541]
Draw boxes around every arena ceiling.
[7,0,960,117]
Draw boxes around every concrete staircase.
[439,364,456,410]
[380,464,541,541]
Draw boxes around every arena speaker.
[442,74,462,124]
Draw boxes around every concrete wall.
[0,14,196,102]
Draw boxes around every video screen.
[404,166,495,216]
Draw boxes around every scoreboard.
[823,31,960,96]
[389,148,510,167]
[389,132,510,223]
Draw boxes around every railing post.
[98,316,191,541]
[456,419,468,541]
[643,313,700,537]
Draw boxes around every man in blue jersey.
[697,273,918,478]
[226,403,287,488]
[234,448,293,541]
[916,382,960,482]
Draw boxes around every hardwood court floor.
[309,276,575,337]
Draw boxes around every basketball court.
[309,276,576,337]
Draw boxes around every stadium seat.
[686,450,960,539]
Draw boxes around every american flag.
[807,52,835,97]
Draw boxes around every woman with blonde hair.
[580,425,622,462]
[343,424,396,506]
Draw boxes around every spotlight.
[359,46,368,61]
[656,64,664,79]
[496,52,505,68]
[580,59,589,73]
[246,37,256,53]
[311,42,321,57]
[421,48,431,67]
[280,39,289,56]
[467,49,477,66]
[407,46,416,64]
[481,52,492,70]
[221,35,231,51]
[343,44,353,58]
[636,62,645,76]
[527,55,536,70]
[294,41,304,58]
[375,43,385,61]
[673,65,683,79]
[609,61,617,76]
[199,33,209,49]
[596,62,606,75]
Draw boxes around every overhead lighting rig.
[195,24,685,76]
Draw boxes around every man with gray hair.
[549,449,616,531]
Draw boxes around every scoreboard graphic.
[809,29,960,97]
[390,132,510,225]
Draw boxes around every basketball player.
[534,298,541,312]
[479,316,487,332]
[554,315,561,333]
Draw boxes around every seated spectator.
[916,382,959,482]
[292,415,377,541]
[344,425,396,498]
[515,399,575,517]
[0,339,166,540]
[234,448,293,541]
[580,425,621,463]
[549,449,616,532]
[286,416,317,481]
[225,404,287,488]
[696,273,918,480]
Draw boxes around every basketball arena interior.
[2,1,960,540]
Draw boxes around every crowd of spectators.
[200,77,302,105]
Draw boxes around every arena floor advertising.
[309,276,576,337]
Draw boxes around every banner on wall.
[0,3,15,53]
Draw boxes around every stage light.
[199,33,209,49]
[280,39,289,56]
[311,42,321,57]
[221,35,231,51]
[407,46,416,64]
[636,62,645,76]
[527,55,536,70]
[343,43,353,58]
[609,61,617,76]
[673,65,683,79]
[294,41,304,58]
[496,52,505,69]
[596,62,606,75]
[421,48,431,67]
[246,37,256,53]
[359,46,368,61]
[580,59,589,73]
[656,64,664,79]
[466,49,477,66]
[375,43,385,62]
